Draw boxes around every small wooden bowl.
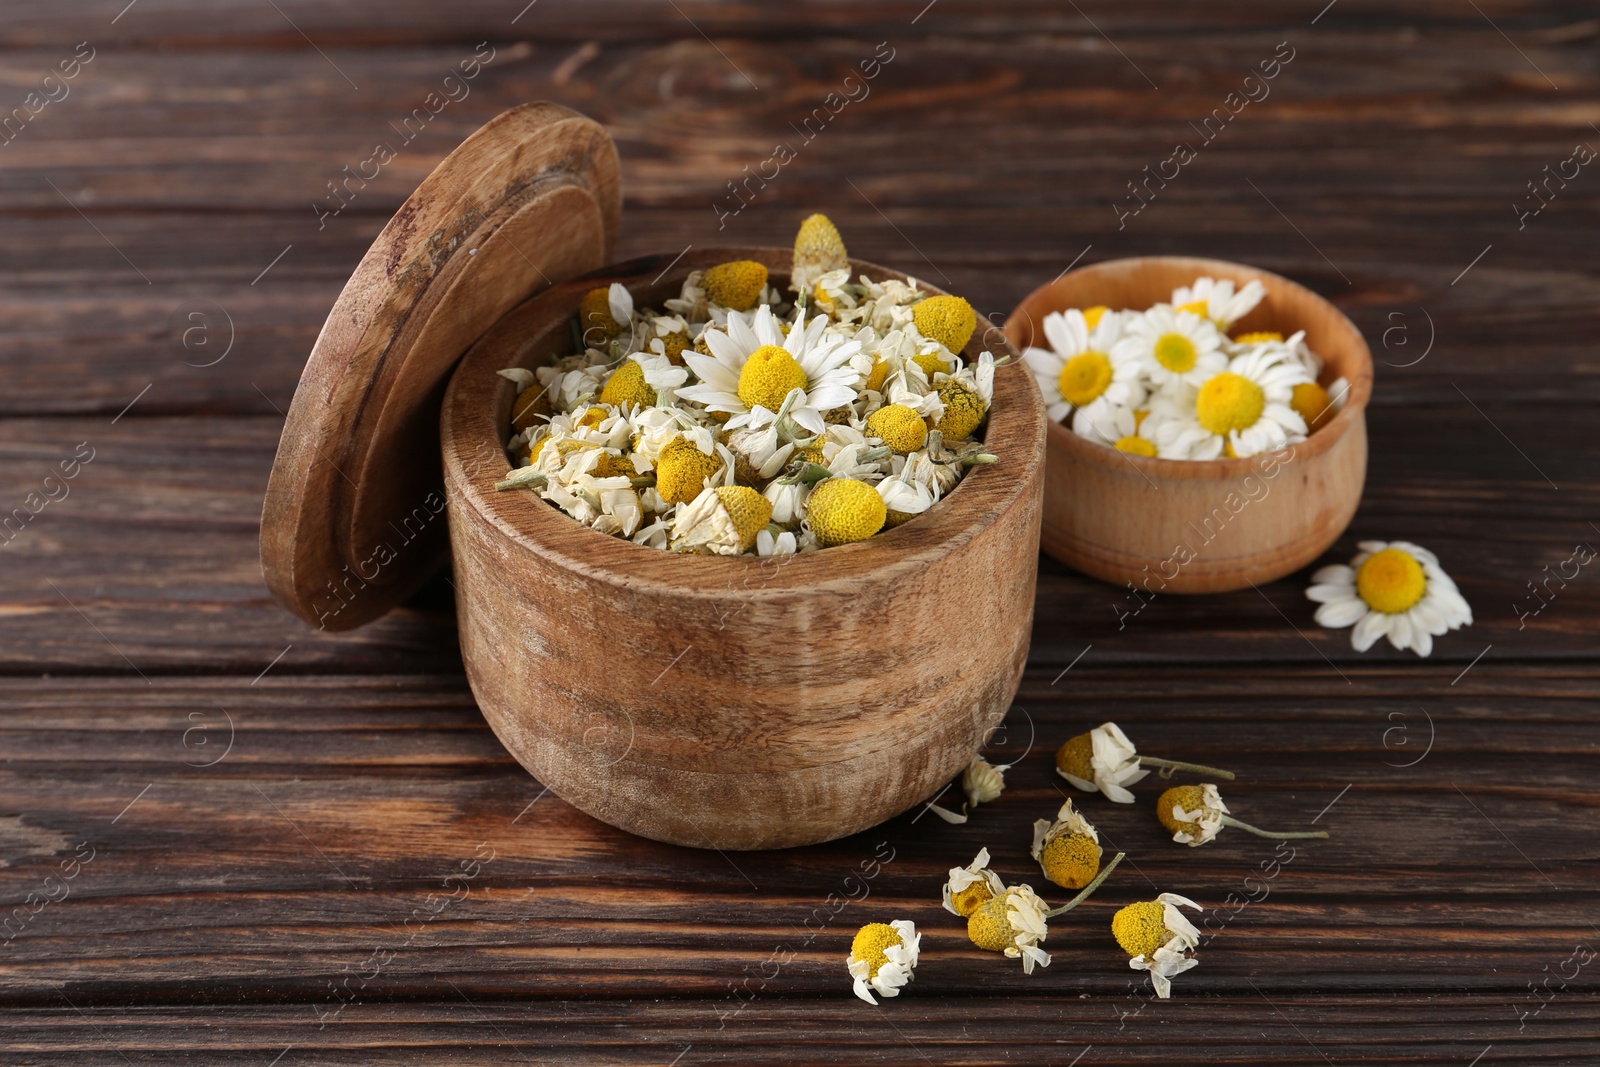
[442,248,1046,850]
[1005,256,1372,594]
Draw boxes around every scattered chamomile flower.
[1157,784,1329,847]
[1023,308,1145,436]
[965,852,1126,974]
[1055,721,1235,803]
[1031,798,1102,890]
[1172,276,1266,331]
[1305,539,1472,657]
[927,756,1009,824]
[847,919,920,1004]
[1112,892,1203,999]
[942,848,1006,918]
[1114,304,1227,393]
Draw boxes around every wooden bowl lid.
[261,103,621,630]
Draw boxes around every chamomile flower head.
[911,295,978,355]
[1290,376,1348,433]
[1055,721,1149,804]
[1148,345,1310,461]
[805,477,887,546]
[1114,304,1227,392]
[1024,308,1145,431]
[942,847,1006,918]
[670,485,774,555]
[967,883,1052,973]
[1112,892,1202,999]
[578,283,633,344]
[654,435,727,506]
[1172,276,1266,330]
[1305,539,1472,657]
[877,464,938,527]
[935,380,988,441]
[1156,784,1228,846]
[792,213,850,295]
[963,756,1006,807]
[865,403,929,454]
[1031,799,1103,890]
[701,259,769,312]
[847,919,920,1005]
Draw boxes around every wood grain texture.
[441,248,1044,848]
[2,0,1599,1062]
[1009,256,1373,592]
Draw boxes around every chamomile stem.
[1219,815,1327,840]
[1139,756,1236,781]
[495,470,548,491]
[1043,851,1125,918]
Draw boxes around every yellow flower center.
[737,345,808,413]
[1040,833,1102,890]
[1157,785,1206,838]
[714,485,774,552]
[578,286,621,342]
[1115,435,1157,457]
[1290,380,1333,432]
[1082,305,1109,330]
[1153,332,1198,374]
[658,330,691,367]
[850,922,902,979]
[1176,299,1209,317]
[1111,900,1170,959]
[1195,372,1265,435]
[949,880,994,918]
[598,359,656,410]
[912,294,978,354]
[967,895,1015,952]
[655,437,724,506]
[1232,330,1283,344]
[1356,547,1427,614]
[575,407,608,430]
[1057,351,1113,407]
[702,260,769,312]
[1055,733,1093,781]
[806,477,887,546]
[936,381,987,441]
[510,386,549,431]
[865,358,890,393]
[913,352,949,379]
[865,403,929,454]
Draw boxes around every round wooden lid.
[261,102,621,631]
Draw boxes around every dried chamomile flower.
[1305,539,1471,658]
[1030,798,1102,890]
[1112,892,1202,999]
[792,213,850,295]
[847,919,919,1004]
[912,294,977,355]
[865,403,929,455]
[966,852,1126,974]
[1056,721,1234,803]
[927,756,1008,824]
[654,435,726,506]
[1172,276,1265,331]
[702,259,769,312]
[876,465,937,528]
[942,848,1006,918]
[578,282,633,343]
[805,477,886,546]
[1156,784,1328,847]
[670,485,773,555]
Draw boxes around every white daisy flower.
[1054,721,1149,803]
[1113,305,1227,392]
[1305,539,1473,657]
[1113,892,1203,999]
[678,305,862,435]
[1172,276,1266,330]
[1146,345,1310,460]
[942,848,1007,917]
[847,920,920,1005]
[1023,309,1145,434]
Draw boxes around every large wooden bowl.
[442,248,1046,849]
[1005,256,1372,594]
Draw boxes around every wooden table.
[3,2,1597,1063]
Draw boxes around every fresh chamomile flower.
[1023,308,1144,433]
[1114,305,1227,392]
[1031,798,1102,890]
[1290,375,1350,434]
[678,304,862,435]
[942,848,1006,917]
[966,854,1127,974]
[847,920,920,1005]
[1172,276,1266,331]
[1305,539,1472,657]
[1157,784,1329,847]
[1147,344,1310,460]
[1096,403,1158,456]
[1112,892,1202,999]
[669,485,774,555]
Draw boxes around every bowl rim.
[441,246,1046,597]
[1005,254,1373,481]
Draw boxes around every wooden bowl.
[1005,256,1372,594]
[442,248,1046,849]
